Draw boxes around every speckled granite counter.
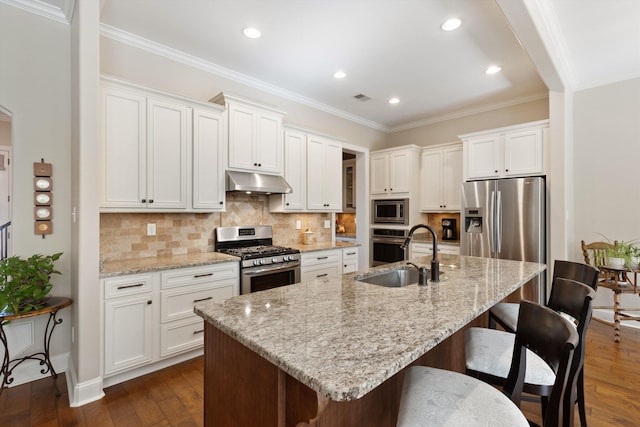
[100,252,239,278]
[195,254,545,403]
[287,241,360,253]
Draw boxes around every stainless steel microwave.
[372,199,409,224]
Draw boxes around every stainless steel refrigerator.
[461,177,546,303]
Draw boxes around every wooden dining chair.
[581,240,615,280]
[397,301,578,427]
[466,278,595,427]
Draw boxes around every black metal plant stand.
[0,296,72,396]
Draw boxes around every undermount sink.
[357,267,421,288]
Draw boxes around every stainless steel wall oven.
[370,228,408,266]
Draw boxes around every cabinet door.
[104,295,154,375]
[504,129,543,177]
[306,136,326,210]
[420,149,443,211]
[282,130,306,210]
[442,146,463,210]
[370,153,389,195]
[256,113,282,174]
[323,140,343,210]
[228,104,256,170]
[101,86,146,208]
[193,108,225,210]
[389,150,412,194]
[466,136,501,180]
[147,97,189,208]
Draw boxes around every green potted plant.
[0,252,62,315]
[606,241,638,269]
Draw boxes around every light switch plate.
[296,220,301,230]
[324,220,330,229]
[147,223,156,236]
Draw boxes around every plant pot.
[630,256,640,269]
[608,257,625,269]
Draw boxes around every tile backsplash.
[100,193,332,261]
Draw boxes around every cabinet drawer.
[301,264,341,282]
[161,263,238,289]
[301,250,341,267]
[104,273,154,299]
[161,282,235,323]
[342,248,358,261]
[160,317,205,358]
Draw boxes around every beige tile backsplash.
[100,192,333,261]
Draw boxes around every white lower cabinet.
[410,243,460,258]
[342,247,359,273]
[102,262,238,379]
[301,249,342,282]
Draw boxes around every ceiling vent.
[353,94,371,102]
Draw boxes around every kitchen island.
[194,254,545,427]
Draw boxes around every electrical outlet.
[324,220,331,229]
[296,220,301,230]
[147,223,156,236]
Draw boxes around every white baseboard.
[66,357,105,407]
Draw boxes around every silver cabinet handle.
[194,273,213,278]
[117,283,144,290]
[317,273,328,278]
[193,329,204,335]
[317,256,328,260]
[193,296,213,303]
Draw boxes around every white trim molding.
[0,0,75,24]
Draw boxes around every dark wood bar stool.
[397,301,578,427]
[466,279,595,427]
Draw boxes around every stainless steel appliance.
[372,199,409,225]
[370,228,408,266]
[461,177,546,302]
[215,225,301,294]
[441,218,457,241]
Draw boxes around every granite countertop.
[100,252,240,278]
[287,241,360,253]
[194,255,545,402]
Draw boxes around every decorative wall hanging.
[33,160,53,238]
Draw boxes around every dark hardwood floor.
[1,321,638,426]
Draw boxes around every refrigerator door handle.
[489,190,496,255]
[496,190,502,254]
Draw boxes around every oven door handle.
[243,262,301,276]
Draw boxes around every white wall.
[0,2,72,379]
[573,77,640,312]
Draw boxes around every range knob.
[272,257,279,263]
[284,255,291,261]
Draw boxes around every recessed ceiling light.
[333,71,346,79]
[243,27,261,39]
[485,65,502,75]
[388,97,400,105]
[441,18,461,31]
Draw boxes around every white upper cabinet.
[370,146,420,197]
[192,108,225,210]
[420,143,462,212]
[212,93,286,175]
[461,120,548,181]
[270,128,307,211]
[306,134,342,211]
[100,77,226,212]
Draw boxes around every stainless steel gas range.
[215,225,301,294]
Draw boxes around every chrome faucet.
[401,224,440,282]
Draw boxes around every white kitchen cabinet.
[342,158,356,212]
[102,261,239,381]
[410,242,460,258]
[192,108,225,210]
[342,247,359,273]
[211,93,285,175]
[101,84,188,209]
[420,144,462,212]
[100,78,226,212]
[370,146,420,197]
[159,263,238,358]
[301,249,342,281]
[103,273,156,376]
[269,128,307,212]
[306,134,342,211]
[461,120,548,181]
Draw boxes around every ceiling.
[8,0,640,131]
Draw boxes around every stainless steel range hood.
[225,170,293,194]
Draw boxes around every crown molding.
[100,24,389,132]
[389,92,549,133]
[0,0,75,24]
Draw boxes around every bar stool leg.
[613,291,621,343]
